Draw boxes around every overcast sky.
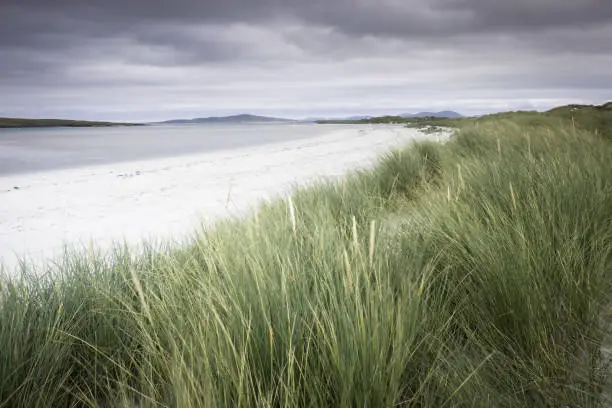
[1,0,611,121]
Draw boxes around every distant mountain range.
[0,111,464,129]
[158,114,295,124]
[399,111,463,118]
[305,111,462,122]
[159,111,463,125]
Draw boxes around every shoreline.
[0,125,443,272]
[0,118,142,129]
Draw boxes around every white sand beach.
[0,125,440,271]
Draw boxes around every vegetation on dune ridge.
[0,117,143,128]
[319,101,612,140]
[1,105,611,407]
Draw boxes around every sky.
[1,0,611,121]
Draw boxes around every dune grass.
[1,116,611,407]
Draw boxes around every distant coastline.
[157,114,296,125]
[0,111,466,128]
[0,118,143,129]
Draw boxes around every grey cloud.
[4,0,612,45]
[0,0,611,120]
[2,0,611,64]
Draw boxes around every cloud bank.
[1,0,611,120]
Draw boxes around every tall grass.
[1,119,611,407]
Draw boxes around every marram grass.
[1,119,611,407]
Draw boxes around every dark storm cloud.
[4,0,612,52]
[0,0,611,120]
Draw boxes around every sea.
[0,123,350,176]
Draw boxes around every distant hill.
[342,115,374,121]
[317,102,612,140]
[544,101,612,140]
[311,111,462,122]
[302,115,372,122]
[0,117,142,128]
[160,114,295,124]
[400,111,463,118]
[546,102,612,115]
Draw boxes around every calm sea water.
[0,123,350,176]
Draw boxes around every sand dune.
[0,125,441,271]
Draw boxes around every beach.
[0,125,438,271]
